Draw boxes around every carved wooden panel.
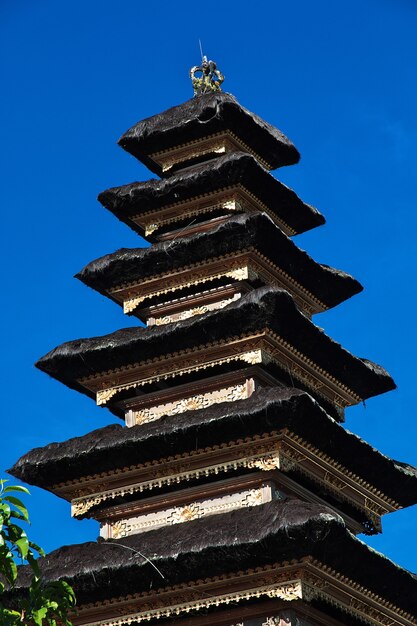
[128,380,252,426]
[100,481,284,539]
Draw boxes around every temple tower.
[9,61,417,626]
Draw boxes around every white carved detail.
[149,293,241,326]
[101,485,274,539]
[130,382,251,426]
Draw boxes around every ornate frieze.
[109,248,325,319]
[144,196,245,238]
[100,483,276,539]
[122,263,249,314]
[137,185,295,241]
[68,430,397,529]
[76,579,304,625]
[149,131,272,174]
[92,338,263,406]
[129,381,251,426]
[72,560,415,626]
[140,188,247,237]
[147,293,241,326]
[82,330,359,413]
[243,615,313,626]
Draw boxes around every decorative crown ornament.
[190,56,224,96]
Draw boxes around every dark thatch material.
[8,388,417,509]
[118,92,300,175]
[13,499,417,615]
[98,152,324,239]
[76,212,362,311]
[35,287,395,404]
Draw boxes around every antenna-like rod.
[199,39,204,62]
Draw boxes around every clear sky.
[1,0,417,574]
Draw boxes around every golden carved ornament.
[134,382,249,425]
[92,343,263,406]
[81,580,303,626]
[96,388,118,406]
[121,263,249,315]
[150,130,271,173]
[151,294,241,326]
[124,296,145,314]
[248,455,281,471]
[169,502,202,524]
[111,521,128,539]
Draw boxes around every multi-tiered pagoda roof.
[9,65,417,626]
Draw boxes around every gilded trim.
[67,430,399,522]
[149,131,273,172]
[79,330,359,411]
[108,248,326,318]
[73,559,415,626]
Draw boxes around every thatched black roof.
[9,388,417,509]
[98,152,324,239]
[118,92,300,175]
[13,499,417,615]
[76,213,362,311]
[35,287,395,405]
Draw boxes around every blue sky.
[1,0,417,573]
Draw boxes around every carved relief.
[168,502,202,524]
[159,140,227,172]
[149,293,241,326]
[232,609,309,625]
[248,455,281,471]
[72,496,103,517]
[92,341,263,406]
[110,520,127,539]
[142,194,247,239]
[121,262,250,314]
[96,388,118,406]
[149,131,271,174]
[85,328,360,412]
[101,486,269,538]
[124,296,145,314]
[131,382,251,426]
[80,580,304,626]
[67,425,398,531]
[266,581,303,601]
[75,556,415,626]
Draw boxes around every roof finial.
[190,47,224,96]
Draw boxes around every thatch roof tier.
[35,287,395,408]
[76,212,362,314]
[98,152,324,239]
[118,92,300,175]
[12,499,417,618]
[9,388,417,511]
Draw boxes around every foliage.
[0,480,76,625]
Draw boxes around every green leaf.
[4,496,29,522]
[27,552,41,577]
[4,556,17,584]
[9,510,27,522]
[32,606,48,625]
[0,480,75,625]
[3,485,30,495]
[0,502,11,517]
[15,537,29,559]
